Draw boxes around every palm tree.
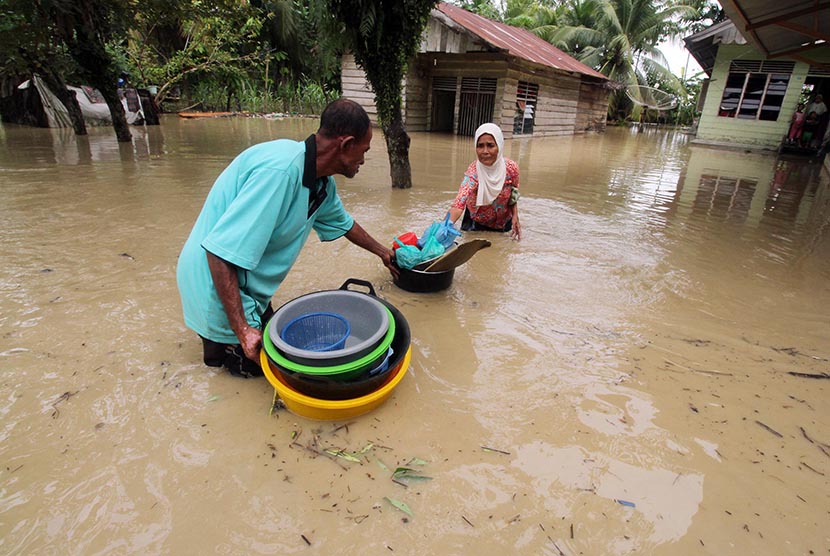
[455,0,502,21]
[544,0,697,119]
[503,0,547,27]
[533,0,598,48]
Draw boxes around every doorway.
[431,77,457,132]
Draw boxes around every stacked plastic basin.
[260,281,411,420]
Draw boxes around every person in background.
[447,123,521,241]
[802,111,820,148]
[786,103,805,145]
[176,98,397,378]
[806,94,828,148]
[806,94,827,119]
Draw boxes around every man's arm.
[206,251,262,361]
[344,221,399,278]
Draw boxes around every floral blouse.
[451,158,519,230]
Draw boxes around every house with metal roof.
[341,2,610,138]
[683,5,830,153]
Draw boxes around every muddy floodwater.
[1,116,828,555]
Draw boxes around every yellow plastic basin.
[260,347,411,421]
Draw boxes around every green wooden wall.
[696,44,811,149]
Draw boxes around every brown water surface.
[1,117,828,555]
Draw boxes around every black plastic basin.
[392,264,454,293]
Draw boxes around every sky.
[659,38,704,78]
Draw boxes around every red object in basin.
[392,232,418,250]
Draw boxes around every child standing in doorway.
[787,103,805,144]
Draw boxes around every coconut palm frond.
[359,2,376,38]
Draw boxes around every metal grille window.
[513,81,539,135]
[458,77,497,136]
[432,76,457,91]
[718,61,794,121]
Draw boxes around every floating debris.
[50,390,79,419]
[800,427,830,458]
[392,467,433,482]
[324,449,361,463]
[384,497,413,516]
[787,371,830,379]
[755,421,783,438]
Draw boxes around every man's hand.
[207,251,262,358]
[345,221,400,278]
[381,247,400,279]
[238,325,263,362]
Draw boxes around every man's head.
[319,99,371,141]
[317,99,372,178]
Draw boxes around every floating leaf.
[324,449,361,463]
[207,395,220,402]
[357,442,375,454]
[407,457,428,466]
[392,467,433,482]
[375,458,389,471]
[384,497,413,516]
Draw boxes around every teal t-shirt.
[176,139,354,343]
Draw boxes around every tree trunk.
[39,72,87,136]
[383,114,412,189]
[96,82,132,143]
[52,4,132,143]
[55,88,88,136]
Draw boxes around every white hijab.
[474,123,507,206]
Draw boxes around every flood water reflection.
[1,117,828,556]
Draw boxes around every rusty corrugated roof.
[437,2,607,80]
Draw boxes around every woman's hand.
[510,206,521,241]
[511,219,522,241]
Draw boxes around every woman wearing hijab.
[448,123,521,240]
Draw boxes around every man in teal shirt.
[177,99,396,377]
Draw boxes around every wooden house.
[684,11,830,152]
[341,2,609,138]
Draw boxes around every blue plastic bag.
[394,245,423,269]
[417,212,461,249]
[394,237,446,270]
[419,235,446,261]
